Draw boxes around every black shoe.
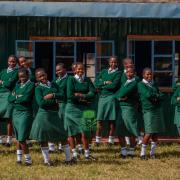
[49,150,56,154]
[65,158,77,165]
[107,143,114,148]
[27,142,33,148]
[140,155,147,160]
[150,155,156,159]
[127,154,134,159]
[95,142,100,147]
[85,155,97,161]
[4,143,12,147]
[44,161,53,166]
[25,161,32,166]
[120,154,127,159]
[78,149,84,155]
[16,161,22,165]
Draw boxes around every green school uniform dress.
[138,80,165,134]
[8,80,35,141]
[171,86,180,134]
[64,75,95,137]
[0,67,18,119]
[30,81,67,142]
[95,68,121,121]
[116,78,139,137]
[53,74,68,123]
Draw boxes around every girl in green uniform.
[30,68,71,166]
[8,68,34,165]
[0,55,18,146]
[138,68,165,160]
[116,67,139,158]
[95,56,121,145]
[65,63,96,160]
[171,86,180,135]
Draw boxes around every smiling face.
[123,58,134,70]
[76,64,84,77]
[8,56,17,68]
[18,57,28,68]
[18,71,29,84]
[143,69,153,82]
[126,68,135,80]
[36,70,47,84]
[109,57,118,70]
[56,65,66,78]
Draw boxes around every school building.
[0,0,180,136]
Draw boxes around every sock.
[140,144,147,156]
[17,150,23,162]
[48,143,55,151]
[95,136,101,144]
[121,147,127,156]
[58,143,62,150]
[0,136,3,144]
[108,136,114,144]
[150,142,157,156]
[62,144,71,161]
[41,147,50,163]
[7,136,12,144]
[89,144,92,150]
[125,137,130,145]
[137,136,143,145]
[24,154,32,164]
[72,148,78,158]
[84,149,90,158]
[127,148,135,156]
[77,144,83,153]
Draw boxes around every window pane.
[154,41,172,55]
[154,72,172,87]
[96,42,113,57]
[56,57,74,72]
[56,42,74,56]
[154,57,172,71]
[128,40,135,56]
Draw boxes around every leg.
[48,142,55,152]
[20,141,32,165]
[6,119,13,146]
[118,136,127,158]
[95,121,103,145]
[40,142,51,165]
[69,136,78,159]
[150,134,158,158]
[140,133,151,159]
[16,141,23,163]
[61,140,71,162]
[127,136,136,157]
[108,121,115,145]
[76,134,83,155]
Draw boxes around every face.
[18,72,29,84]
[56,65,66,77]
[76,64,84,77]
[36,71,47,84]
[123,59,133,70]
[143,70,152,82]
[126,68,135,80]
[8,57,17,68]
[19,57,27,68]
[109,57,118,69]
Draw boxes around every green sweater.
[67,76,95,104]
[53,75,69,103]
[8,81,35,111]
[121,72,140,84]
[138,81,164,110]
[171,86,180,110]
[116,80,138,106]
[94,69,121,96]
[0,68,18,93]
[173,77,180,92]
[35,82,63,111]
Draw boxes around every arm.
[138,83,155,99]
[171,87,180,106]
[3,72,18,90]
[84,79,95,100]
[94,70,105,89]
[8,89,16,103]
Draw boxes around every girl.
[138,68,165,160]
[171,86,180,135]
[116,67,139,158]
[30,68,71,166]
[95,56,121,146]
[65,62,96,160]
[0,55,18,146]
[8,68,34,165]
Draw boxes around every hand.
[105,81,112,85]
[0,80,2,84]
[75,93,85,98]
[119,97,128,101]
[43,93,54,100]
[12,92,16,96]
[176,82,180,86]
[177,97,180,101]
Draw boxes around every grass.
[0,143,179,180]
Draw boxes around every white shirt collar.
[7,67,17,73]
[108,68,118,74]
[124,78,135,86]
[74,74,85,82]
[124,69,126,73]
[56,73,68,82]
[142,79,153,87]
[39,81,51,88]
[20,79,31,88]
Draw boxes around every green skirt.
[30,108,67,142]
[0,92,13,119]
[58,102,66,122]
[174,106,180,135]
[12,109,33,141]
[116,105,139,137]
[65,103,95,137]
[97,95,117,121]
[143,107,165,134]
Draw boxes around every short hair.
[126,67,135,72]
[18,56,27,61]
[109,56,118,61]
[143,67,152,74]
[18,68,29,76]
[76,62,84,68]
[56,63,66,69]
[8,55,17,61]
[35,68,46,75]
[123,57,133,64]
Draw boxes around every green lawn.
[0,143,179,180]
